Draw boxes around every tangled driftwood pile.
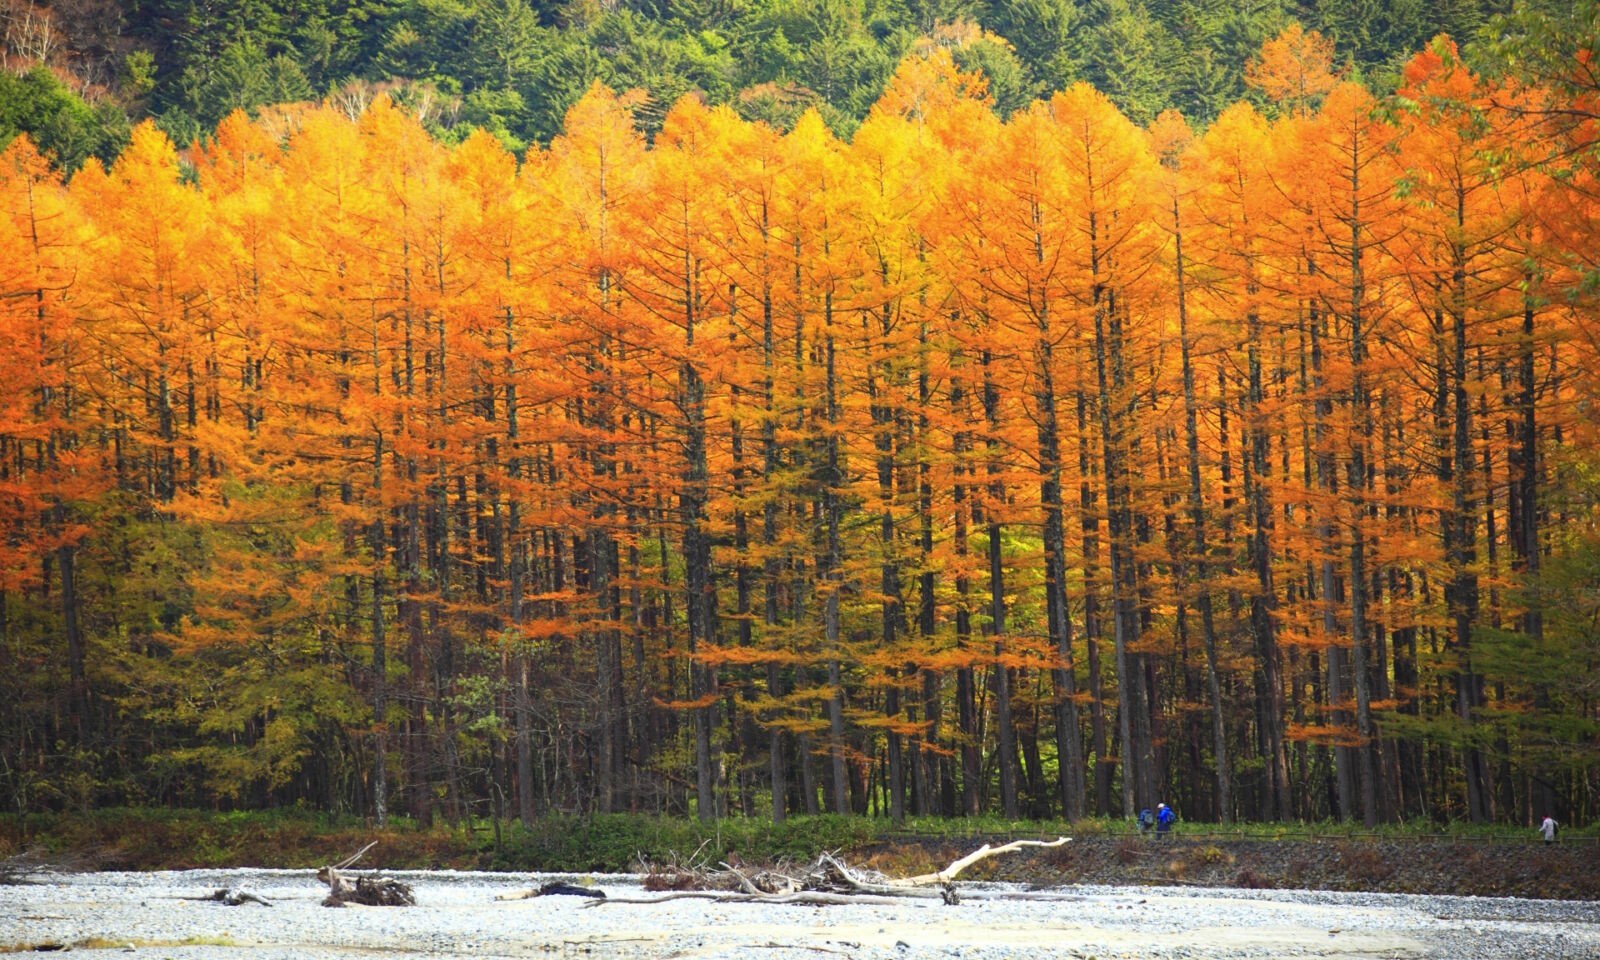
[0,847,53,885]
[0,846,92,885]
[317,841,415,907]
[495,837,1073,908]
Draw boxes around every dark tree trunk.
[952,376,981,817]
[1174,207,1231,822]
[1036,340,1085,821]
[982,349,1019,818]
[1244,305,1291,822]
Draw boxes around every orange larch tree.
[5,30,1600,828]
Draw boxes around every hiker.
[1156,802,1175,838]
[1138,808,1154,835]
[1540,815,1558,845]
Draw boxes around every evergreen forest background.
[0,0,1566,168]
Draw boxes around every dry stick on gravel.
[318,842,414,908]
[573,836,1072,908]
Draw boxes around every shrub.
[1191,845,1231,866]
[1234,866,1273,889]
[1337,844,1394,884]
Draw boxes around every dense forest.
[3,1,1600,829]
[0,0,1555,169]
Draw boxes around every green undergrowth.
[489,812,876,872]
[892,813,1598,843]
[2,808,1588,873]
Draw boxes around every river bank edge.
[4,810,1593,901]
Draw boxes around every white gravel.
[3,869,1597,959]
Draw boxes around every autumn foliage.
[2,32,1598,828]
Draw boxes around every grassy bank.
[1,808,880,872]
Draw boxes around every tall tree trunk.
[1076,392,1113,816]
[823,297,849,817]
[953,376,981,816]
[760,281,787,825]
[1513,289,1551,819]
[1345,195,1379,828]
[868,323,906,824]
[1244,304,1291,821]
[505,302,535,828]
[1310,280,1354,820]
[682,353,716,821]
[915,332,939,818]
[1094,283,1153,814]
[405,499,429,824]
[58,539,86,746]
[370,473,388,827]
[1174,207,1231,822]
[1022,196,1086,821]
[1036,335,1085,821]
[1448,251,1490,822]
[982,349,1019,818]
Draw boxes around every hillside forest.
[0,0,1560,170]
[2,2,1600,830]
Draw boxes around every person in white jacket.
[1539,815,1558,845]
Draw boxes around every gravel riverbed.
[3,869,1597,959]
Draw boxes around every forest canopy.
[2,2,1599,829]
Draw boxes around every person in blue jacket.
[1156,802,1175,838]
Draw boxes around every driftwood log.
[560,836,1070,908]
[496,880,607,901]
[897,837,1072,885]
[186,887,272,907]
[318,841,415,907]
[591,890,926,907]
